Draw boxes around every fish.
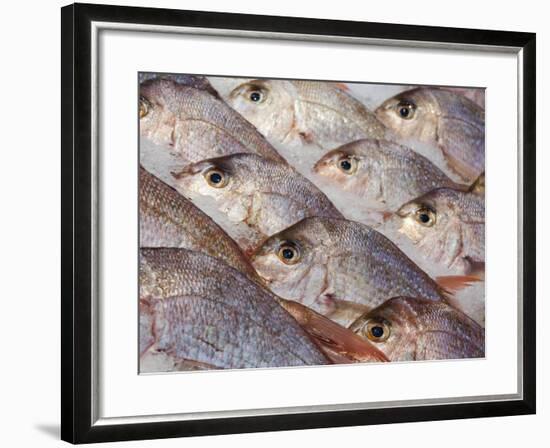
[313,138,463,212]
[217,78,388,150]
[139,166,258,280]
[250,217,447,325]
[172,153,343,251]
[140,248,386,371]
[349,297,485,361]
[395,186,485,274]
[139,78,285,165]
[375,87,485,182]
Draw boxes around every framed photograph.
[61,2,536,444]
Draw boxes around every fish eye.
[139,96,150,118]
[204,168,228,188]
[396,100,416,120]
[414,207,436,227]
[249,91,263,102]
[363,319,391,342]
[245,85,267,104]
[277,241,301,265]
[336,155,358,175]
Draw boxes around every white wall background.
[0,0,545,446]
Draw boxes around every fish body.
[396,187,485,273]
[139,166,258,279]
[443,87,485,109]
[140,248,330,371]
[220,78,387,149]
[173,153,343,251]
[139,78,284,164]
[375,87,484,182]
[349,297,485,361]
[313,138,462,211]
[250,217,446,322]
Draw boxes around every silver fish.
[313,138,462,212]
[139,166,258,280]
[375,87,484,182]
[139,78,285,164]
[219,78,387,149]
[395,186,485,273]
[349,297,485,361]
[172,153,343,251]
[250,217,447,324]
[139,248,330,371]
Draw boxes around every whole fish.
[139,166,258,280]
[139,78,285,164]
[139,248,330,371]
[172,153,343,251]
[349,297,485,361]
[313,138,462,212]
[250,217,447,324]
[375,87,484,182]
[217,78,387,150]
[395,186,485,274]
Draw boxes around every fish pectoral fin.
[279,299,388,363]
[436,275,481,294]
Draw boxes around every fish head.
[171,155,254,223]
[139,79,181,144]
[375,88,439,142]
[349,297,422,361]
[174,153,302,238]
[250,218,337,303]
[313,144,367,191]
[395,188,454,246]
[226,79,297,144]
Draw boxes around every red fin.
[334,82,349,91]
[279,299,388,363]
[436,275,481,294]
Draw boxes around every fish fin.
[279,299,388,363]
[464,257,485,280]
[436,275,481,294]
[334,83,350,91]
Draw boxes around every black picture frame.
[61,2,536,444]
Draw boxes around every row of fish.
[138,73,486,372]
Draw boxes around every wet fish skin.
[139,78,285,164]
[250,217,446,320]
[313,138,463,211]
[349,297,485,361]
[396,186,485,273]
[375,87,484,182]
[140,248,330,371]
[222,78,387,149]
[139,166,258,280]
[172,153,343,250]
